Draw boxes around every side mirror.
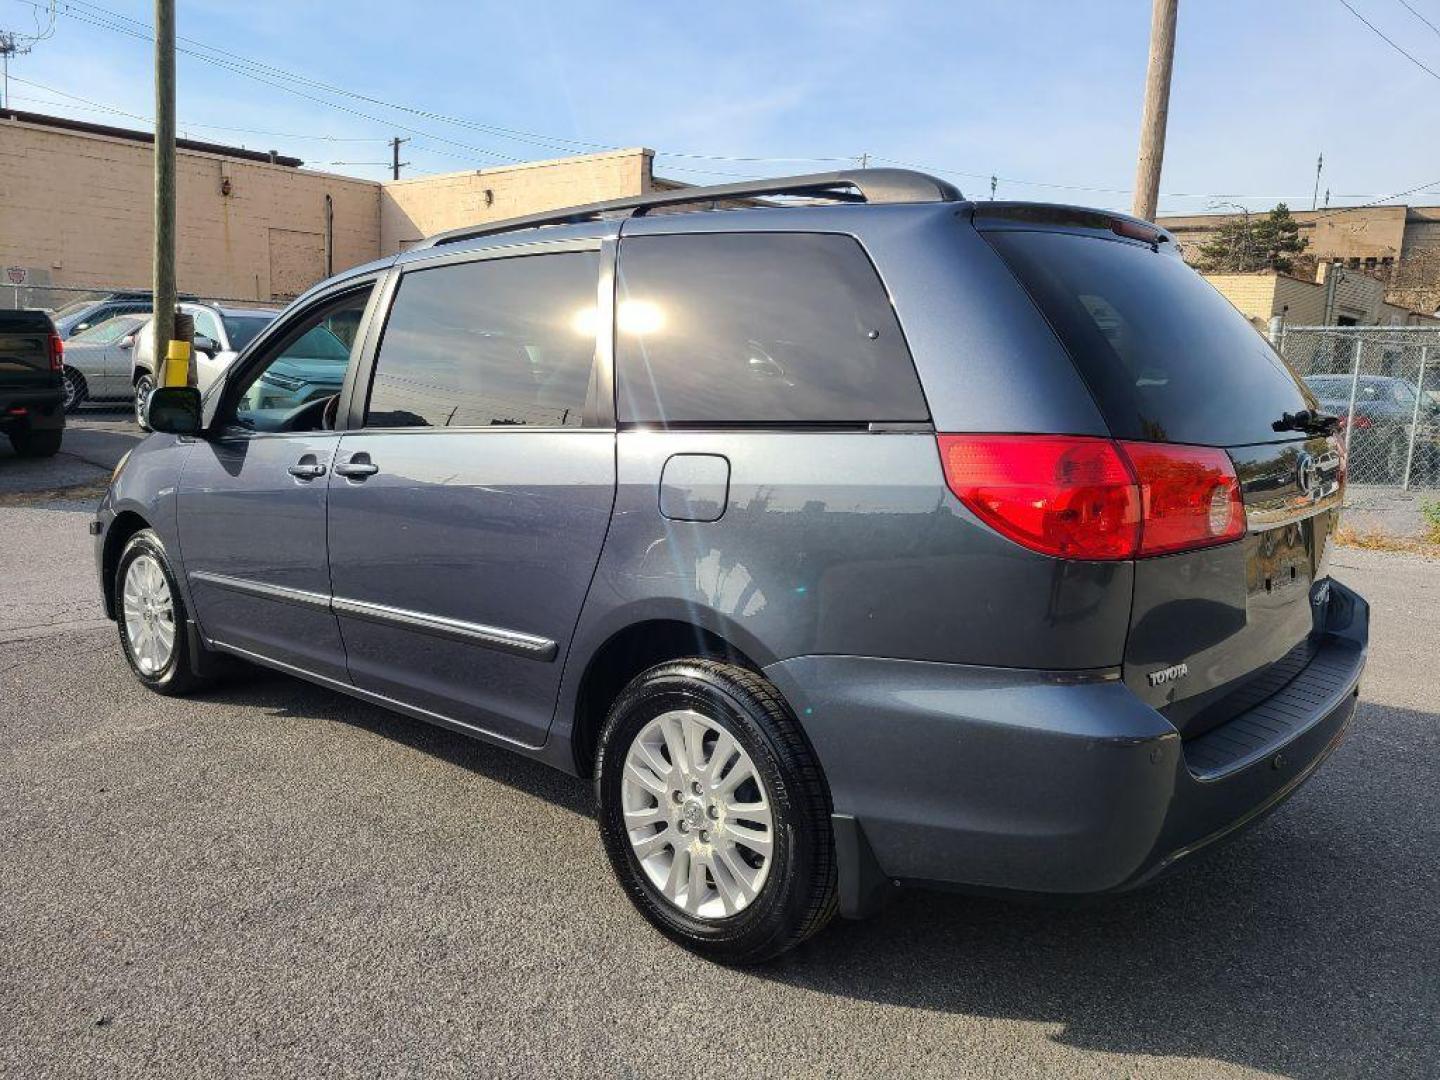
[194,334,219,357]
[144,385,202,435]
[119,334,135,350]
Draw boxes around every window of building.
[366,252,599,429]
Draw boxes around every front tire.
[133,372,154,430]
[114,529,207,696]
[61,367,87,413]
[596,659,837,963]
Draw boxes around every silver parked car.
[130,303,275,426]
[59,313,149,412]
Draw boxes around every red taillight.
[1119,440,1246,556]
[48,331,64,373]
[1338,412,1372,432]
[937,434,1246,561]
[936,435,1141,560]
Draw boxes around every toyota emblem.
[1296,451,1320,500]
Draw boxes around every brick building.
[0,109,659,305]
[1204,265,1438,332]
[1158,204,1440,317]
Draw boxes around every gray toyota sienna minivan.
[95,170,1369,962]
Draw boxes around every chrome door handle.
[334,459,379,479]
[287,462,327,480]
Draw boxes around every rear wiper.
[1272,409,1341,436]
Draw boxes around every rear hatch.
[979,211,1341,738]
[0,311,60,391]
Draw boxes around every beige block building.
[1204,266,1438,332]
[1,110,660,305]
[381,150,655,252]
[1160,204,1440,317]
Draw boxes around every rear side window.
[984,229,1312,446]
[366,252,599,429]
[615,233,928,425]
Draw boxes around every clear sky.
[3,0,1439,214]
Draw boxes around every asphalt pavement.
[1,414,1437,1079]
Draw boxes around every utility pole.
[151,0,178,376]
[858,152,869,169]
[1311,152,1324,211]
[1,31,34,111]
[990,175,997,200]
[1131,0,1179,222]
[390,136,410,180]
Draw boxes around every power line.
[1310,175,1440,220]
[6,75,393,142]
[13,0,1440,209]
[1336,0,1440,81]
[1396,0,1440,38]
[42,0,850,168]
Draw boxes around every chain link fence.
[3,282,287,316]
[1276,326,1440,492]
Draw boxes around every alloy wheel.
[621,709,774,919]
[133,374,153,428]
[62,368,83,412]
[122,553,176,675]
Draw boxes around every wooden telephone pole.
[151,0,192,387]
[1131,0,1179,222]
[152,0,177,372]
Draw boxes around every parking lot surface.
[2,417,1437,1079]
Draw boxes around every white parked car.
[59,313,150,412]
[131,303,275,426]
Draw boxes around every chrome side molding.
[188,571,557,661]
[189,570,332,612]
[330,595,557,660]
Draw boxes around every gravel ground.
[1,436,1436,1078]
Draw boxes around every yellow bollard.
[162,337,192,388]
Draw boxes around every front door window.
[228,290,371,433]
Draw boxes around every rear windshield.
[983,229,1312,446]
[223,315,273,352]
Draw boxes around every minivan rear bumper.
[763,578,1368,917]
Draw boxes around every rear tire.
[61,367,87,413]
[8,428,62,458]
[595,659,837,964]
[1385,436,1406,482]
[114,529,208,696]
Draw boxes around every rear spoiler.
[971,203,1177,251]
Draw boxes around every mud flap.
[832,813,895,919]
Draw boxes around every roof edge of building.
[381,146,655,187]
[1,108,306,167]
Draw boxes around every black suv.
[0,309,65,457]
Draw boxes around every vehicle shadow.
[196,667,595,818]
[763,703,1438,1079]
[195,671,1436,1078]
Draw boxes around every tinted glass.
[366,252,599,429]
[73,315,143,343]
[1305,375,1399,404]
[191,308,222,344]
[984,229,1313,445]
[223,315,272,352]
[233,289,371,431]
[614,233,928,425]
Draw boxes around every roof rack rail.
[416,168,964,250]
